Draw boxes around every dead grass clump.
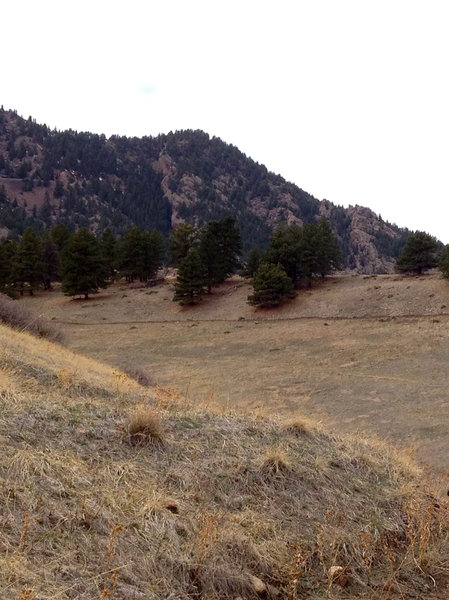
[281,416,315,437]
[259,447,291,476]
[126,404,164,445]
[0,293,64,343]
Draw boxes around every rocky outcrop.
[345,205,401,273]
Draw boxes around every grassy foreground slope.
[1,323,449,599]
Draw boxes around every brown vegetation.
[21,272,449,475]
[1,322,449,598]
[0,292,64,343]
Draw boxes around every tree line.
[0,224,165,300]
[170,218,341,307]
[4,220,449,310]
[0,216,343,307]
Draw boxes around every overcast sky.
[2,1,448,241]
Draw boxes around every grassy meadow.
[20,272,449,477]
[2,318,449,598]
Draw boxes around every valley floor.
[21,272,449,481]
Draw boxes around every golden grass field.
[2,318,449,599]
[21,272,449,476]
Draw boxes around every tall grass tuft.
[126,404,164,445]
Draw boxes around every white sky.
[1,1,448,242]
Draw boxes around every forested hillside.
[0,107,411,271]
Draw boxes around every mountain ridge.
[0,107,412,272]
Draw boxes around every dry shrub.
[126,404,163,445]
[0,293,64,344]
[123,366,154,387]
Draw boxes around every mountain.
[0,107,411,272]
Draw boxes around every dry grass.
[259,447,292,476]
[22,274,449,475]
[0,292,64,343]
[281,416,316,437]
[1,322,449,598]
[126,404,164,445]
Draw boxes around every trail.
[54,312,449,326]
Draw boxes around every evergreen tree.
[15,227,44,295]
[0,239,17,295]
[118,226,144,282]
[169,222,199,266]
[300,220,341,286]
[100,228,118,281]
[438,245,449,279]
[61,228,107,299]
[264,223,303,285]
[141,229,165,281]
[248,262,296,308]
[40,230,59,289]
[51,223,71,253]
[314,218,341,278]
[173,248,208,305]
[396,232,438,274]
[118,226,165,282]
[299,223,320,287]
[243,245,262,278]
[199,216,242,292]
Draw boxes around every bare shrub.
[123,366,154,387]
[0,293,65,344]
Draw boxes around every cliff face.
[0,108,411,271]
[345,205,402,273]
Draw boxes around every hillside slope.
[0,107,411,271]
[1,322,449,599]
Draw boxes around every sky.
[2,1,449,241]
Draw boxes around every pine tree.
[199,217,242,292]
[118,226,144,282]
[140,230,165,281]
[438,245,449,279]
[243,246,262,278]
[264,223,303,285]
[300,219,341,286]
[396,232,438,274]
[41,231,59,290]
[61,228,107,299]
[0,239,17,296]
[315,218,341,278]
[248,262,296,308]
[173,248,208,305]
[15,227,44,295]
[100,228,118,281]
[51,223,72,253]
[169,222,198,266]
[118,227,165,282]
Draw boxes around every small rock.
[164,500,179,514]
[328,565,350,587]
[249,574,267,595]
